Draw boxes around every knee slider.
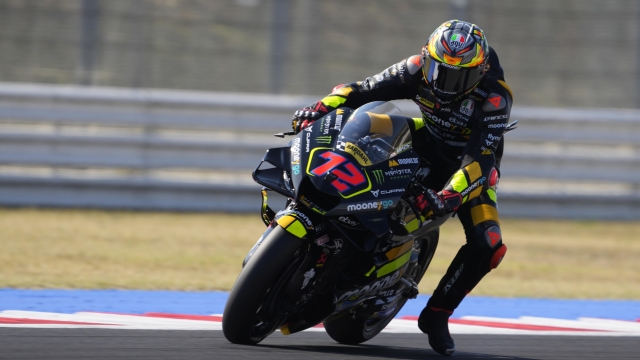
[489,167,499,191]
[490,244,507,270]
[482,224,506,269]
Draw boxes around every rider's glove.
[292,101,328,134]
[414,189,462,220]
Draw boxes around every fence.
[1,0,640,109]
[0,82,639,219]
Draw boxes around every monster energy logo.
[372,170,385,184]
[316,136,332,144]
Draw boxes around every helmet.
[422,20,490,102]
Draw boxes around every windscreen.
[336,102,412,166]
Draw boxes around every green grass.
[1,209,639,299]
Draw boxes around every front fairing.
[291,102,420,218]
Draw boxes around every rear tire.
[222,226,303,344]
[323,230,439,344]
[323,298,408,344]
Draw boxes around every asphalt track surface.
[2,329,638,360]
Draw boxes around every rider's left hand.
[291,101,328,134]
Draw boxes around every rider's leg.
[418,191,507,356]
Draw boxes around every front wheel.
[222,226,303,344]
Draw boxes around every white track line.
[1,311,638,335]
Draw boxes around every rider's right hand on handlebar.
[292,101,328,134]
[415,189,462,220]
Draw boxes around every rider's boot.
[418,239,507,356]
[418,305,455,356]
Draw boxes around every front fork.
[260,187,277,226]
[245,188,291,267]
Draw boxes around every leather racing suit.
[305,47,513,313]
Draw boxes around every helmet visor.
[425,56,484,96]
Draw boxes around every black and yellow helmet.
[422,20,490,102]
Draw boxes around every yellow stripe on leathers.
[497,80,514,100]
[464,162,482,182]
[468,185,484,200]
[449,170,469,199]
[471,204,500,226]
[276,215,307,238]
[332,86,354,97]
[322,95,347,108]
[450,162,484,203]
[412,117,425,131]
[487,188,497,203]
[465,162,484,201]
[320,87,353,108]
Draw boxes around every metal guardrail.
[1,82,639,219]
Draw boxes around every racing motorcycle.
[222,101,451,345]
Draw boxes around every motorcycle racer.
[292,20,512,356]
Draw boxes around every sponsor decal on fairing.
[338,216,358,227]
[344,142,371,166]
[301,269,315,289]
[381,188,405,195]
[346,199,394,212]
[316,234,330,246]
[372,169,385,184]
[385,168,412,177]
[291,137,301,165]
[397,158,419,165]
[394,142,413,155]
[334,110,344,131]
[336,271,401,302]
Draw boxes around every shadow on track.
[3,329,635,360]
[258,334,535,360]
[258,343,534,360]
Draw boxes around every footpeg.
[400,276,419,299]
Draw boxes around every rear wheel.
[222,226,303,344]
[323,230,439,344]
[323,297,409,345]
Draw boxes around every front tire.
[222,226,303,344]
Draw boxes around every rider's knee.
[471,221,507,270]
[489,244,507,270]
